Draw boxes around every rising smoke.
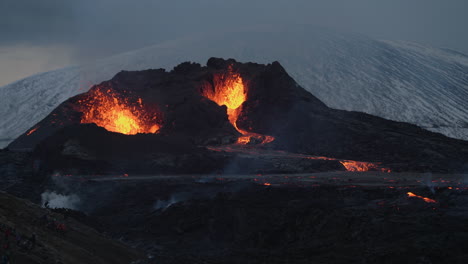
[41,191,81,210]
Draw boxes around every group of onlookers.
[0,211,68,263]
[0,223,36,264]
[39,214,67,235]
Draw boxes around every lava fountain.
[79,87,160,135]
[202,66,274,144]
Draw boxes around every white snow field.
[1,26,467,148]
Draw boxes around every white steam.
[422,172,435,194]
[41,191,80,210]
[153,192,194,211]
[154,196,180,211]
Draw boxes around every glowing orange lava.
[340,161,391,172]
[202,66,274,145]
[26,126,39,136]
[202,67,246,132]
[208,145,391,173]
[79,87,160,135]
[407,192,436,203]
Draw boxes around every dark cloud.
[0,0,77,45]
[1,0,467,74]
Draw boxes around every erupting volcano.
[9,58,468,175]
[4,53,468,264]
[202,66,274,144]
[79,87,160,135]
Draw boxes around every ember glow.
[79,87,160,135]
[407,192,436,203]
[202,66,274,145]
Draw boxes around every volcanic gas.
[79,86,160,135]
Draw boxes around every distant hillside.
[0,192,142,264]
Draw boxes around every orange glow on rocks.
[340,161,391,172]
[202,67,246,132]
[407,192,436,203]
[208,145,391,172]
[202,66,274,145]
[79,87,160,135]
[26,126,39,136]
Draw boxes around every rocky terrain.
[26,172,468,264]
[2,165,467,264]
[0,191,142,264]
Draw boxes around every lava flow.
[79,87,160,135]
[208,145,392,172]
[202,67,274,144]
[26,126,39,136]
[340,161,391,173]
[407,192,436,203]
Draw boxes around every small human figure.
[1,253,10,264]
[29,233,36,250]
[4,228,11,241]
[15,233,22,246]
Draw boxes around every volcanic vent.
[201,65,274,145]
[79,86,161,135]
[9,58,468,174]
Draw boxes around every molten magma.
[208,145,391,173]
[407,192,436,203]
[202,67,274,144]
[26,126,39,136]
[203,69,246,131]
[80,87,160,135]
[340,161,391,173]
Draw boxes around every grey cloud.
[0,0,77,45]
[1,0,468,74]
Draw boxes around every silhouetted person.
[29,233,36,250]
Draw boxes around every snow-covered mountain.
[1,26,467,148]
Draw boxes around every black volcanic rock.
[8,58,468,173]
[32,124,229,175]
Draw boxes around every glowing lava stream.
[202,67,274,145]
[79,87,160,135]
[26,126,40,136]
[339,161,391,173]
[407,192,436,203]
[207,145,392,172]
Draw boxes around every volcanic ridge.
[8,58,468,175]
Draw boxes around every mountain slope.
[0,191,142,263]
[1,25,467,148]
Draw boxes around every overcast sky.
[1,0,467,86]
